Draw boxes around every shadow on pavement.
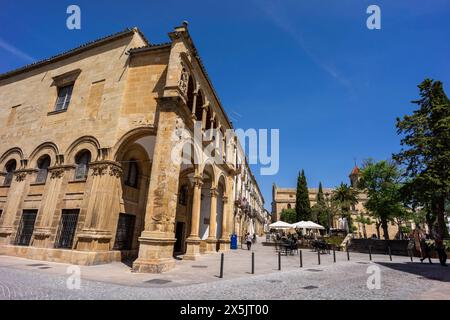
[376,262,450,282]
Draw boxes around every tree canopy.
[393,79,450,238]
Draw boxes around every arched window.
[287,204,292,209]
[74,150,91,181]
[125,160,139,188]
[3,159,17,186]
[35,155,51,184]
[178,184,189,206]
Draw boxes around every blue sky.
[1,1,449,210]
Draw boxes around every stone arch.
[66,136,101,164]
[113,127,156,161]
[0,147,24,169]
[28,142,60,168]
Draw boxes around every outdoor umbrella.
[268,221,293,229]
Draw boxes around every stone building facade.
[0,24,265,273]
[272,166,404,239]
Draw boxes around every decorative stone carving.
[14,170,34,182]
[91,164,108,176]
[50,168,65,179]
[178,63,189,95]
[109,165,123,178]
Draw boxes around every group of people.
[409,227,448,267]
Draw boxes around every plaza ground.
[0,238,449,300]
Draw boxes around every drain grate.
[39,267,51,270]
[145,279,172,285]
[27,264,46,267]
[306,269,323,272]
[302,285,319,290]
[357,262,370,265]
[192,265,208,269]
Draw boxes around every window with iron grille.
[3,159,16,186]
[35,155,51,184]
[74,150,91,181]
[113,213,135,250]
[54,84,73,111]
[15,210,37,246]
[55,209,79,249]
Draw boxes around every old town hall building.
[0,24,267,273]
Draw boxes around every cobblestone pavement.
[1,240,449,300]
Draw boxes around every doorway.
[174,221,185,255]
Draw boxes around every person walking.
[246,233,253,251]
[420,233,433,264]
[434,234,448,267]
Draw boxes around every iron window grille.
[113,214,135,250]
[54,84,73,111]
[55,209,79,249]
[15,210,38,246]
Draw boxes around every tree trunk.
[433,195,448,239]
[376,221,381,239]
[363,224,367,239]
[381,219,390,240]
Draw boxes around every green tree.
[393,79,450,239]
[331,183,358,233]
[312,182,332,231]
[280,208,297,224]
[295,170,311,221]
[354,213,373,239]
[358,159,406,240]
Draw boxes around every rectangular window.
[54,84,74,111]
[113,213,135,250]
[15,210,38,246]
[55,209,79,249]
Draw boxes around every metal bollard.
[388,246,392,261]
[369,246,372,261]
[300,250,303,268]
[333,248,336,263]
[251,252,255,274]
[219,253,224,278]
[410,251,413,262]
[317,250,321,265]
[278,251,281,271]
[347,248,350,261]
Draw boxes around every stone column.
[75,161,123,252]
[201,105,208,130]
[0,169,34,245]
[219,195,232,251]
[33,165,72,248]
[184,175,203,260]
[206,187,218,253]
[191,91,198,118]
[132,97,185,273]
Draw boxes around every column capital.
[193,175,203,187]
[210,187,218,197]
[223,196,229,203]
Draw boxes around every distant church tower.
[349,165,360,188]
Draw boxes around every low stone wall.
[0,245,122,265]
[348,239,410,256]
